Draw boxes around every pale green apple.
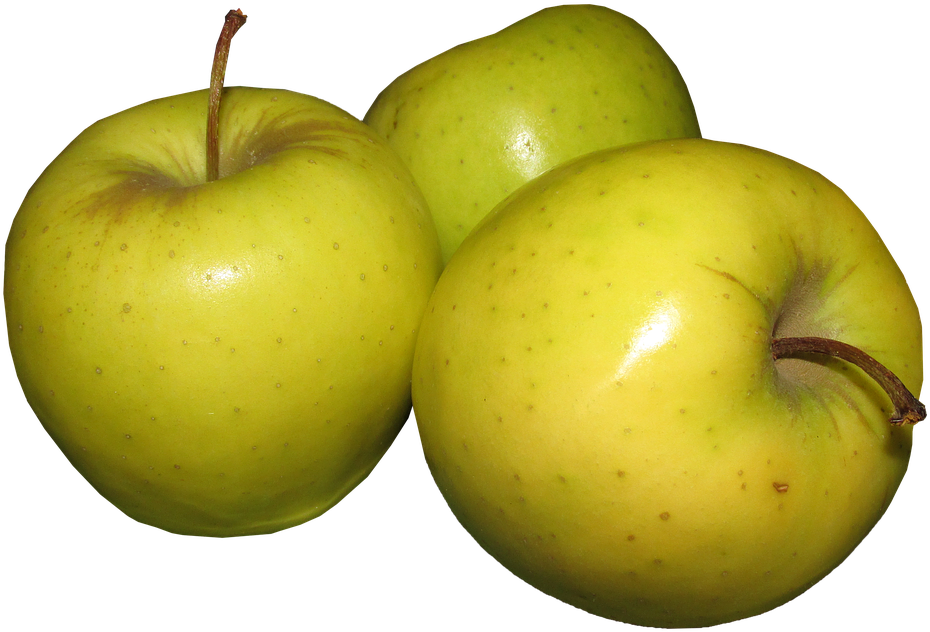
[5,87,442,536]
[365,4,701,264]
[411,138,922,627]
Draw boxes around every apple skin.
[5,87,442,536]
[411,138,921,627]
[364,4,701,264]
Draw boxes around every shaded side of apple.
[412,138,920,626]
[5,87,442,536]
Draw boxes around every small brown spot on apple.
[773,482,789,493]
[659,512,670,521]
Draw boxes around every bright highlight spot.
[503,112,549,180]
[187,261,250,297]
[613,299,682,380]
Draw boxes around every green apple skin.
[5,87,442,536]
[364,4,701,264]
[412,139,921,627]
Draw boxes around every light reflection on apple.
[186,261,250,296]
[612,299,682,381]
[502,113,548,181]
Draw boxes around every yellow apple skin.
[5,88,442,536]
[412,139,921,627]
[365,4,700,264]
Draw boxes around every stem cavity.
[207,9,248,182]
[772,336,926,426]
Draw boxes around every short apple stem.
[772,336,926,426]
[206,9,248,183]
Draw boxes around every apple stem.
[207,9,248,183]
[772,336,925,426]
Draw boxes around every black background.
[3,3,927,629]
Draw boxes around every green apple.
[5,74,442,533]
[411,138,922,627]
[364,4,701,264]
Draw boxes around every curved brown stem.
[207,9,247,182]
[772,336,925,426]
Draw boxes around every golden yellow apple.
[411,138,922,627]
[365,4,701,264]
[5,86,442,536]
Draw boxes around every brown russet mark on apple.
[698,254,853,335]
[701,252,881,437]
[773,482,789,493]
[221,107,366,175]
[75,107,368,224]
[696,263,769,311]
